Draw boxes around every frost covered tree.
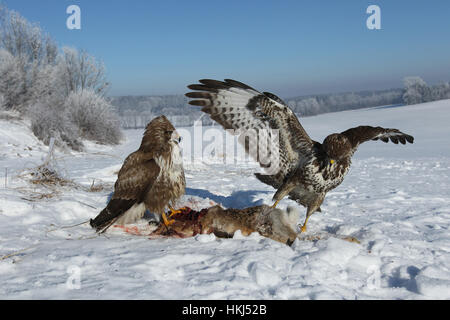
[0,5,58,111]
[0,5,57,65]
[65,89,122,145]
[0,93,5,109]
[0,5,122,150]
[0,49,23,110]
[301,97,321,115]
[402,76,430,105]
[57,47,110,98]
[287,98,321,116]
[429,82,450,101]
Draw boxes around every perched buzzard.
[90,115,186,233]
[186,79,414,232]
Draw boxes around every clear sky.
[2,0,450,97]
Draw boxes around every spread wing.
[90,151,160,232]
[341,126,414,152]
[186,79,314,186]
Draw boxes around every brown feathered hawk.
[186,79,414,232]
[90,115,186,233]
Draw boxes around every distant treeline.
[111,89,405,129]
[112,76,450,129]
[286,88,404,116]
[109,87,405,129]
[110,94,207,129]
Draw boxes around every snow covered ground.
[0,100,449,299]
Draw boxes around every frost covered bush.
[0,5,122,150]
[28,100,83,151]
[65,89,122,145]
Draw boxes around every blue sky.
[2,0,450,97]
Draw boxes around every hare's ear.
[285,206,301,227]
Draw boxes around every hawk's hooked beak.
[171,132,182,144]
[319,156,334,171]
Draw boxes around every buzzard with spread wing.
[186,79,414,232]
[90,115,186,233]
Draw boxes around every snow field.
[0,100,449,299]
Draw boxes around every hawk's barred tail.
[89,208,117,232]
[90,198,135,232]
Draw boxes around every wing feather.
[341,126,414,152]
[113,151,160,200]
[90,151,160,232]
[186,79,314,186]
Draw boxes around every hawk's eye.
[330,159,335,165]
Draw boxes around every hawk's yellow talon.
[168,207,186,218]
[300,216,310,233]
[161,212,175,226]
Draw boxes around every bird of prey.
[186,79,414,232]
[90,115,186,233]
